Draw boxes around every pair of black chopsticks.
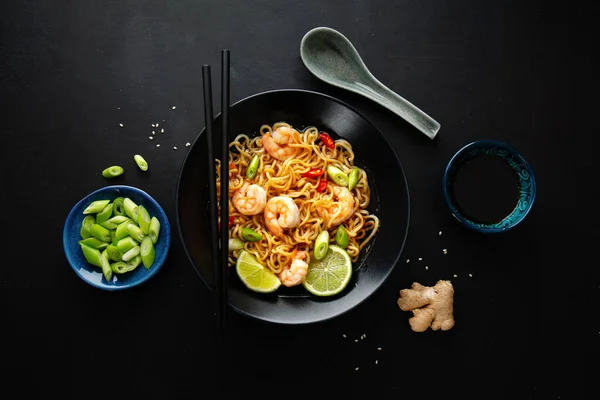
[203,50,230,345]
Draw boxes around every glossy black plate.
[176,89,410,324]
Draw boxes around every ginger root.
[397,280,455,332]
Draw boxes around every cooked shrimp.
[262,126,298,160]
[279,250,308,287]
[232,181,267,215]
[264,196,300,237]
[327,185,356,227]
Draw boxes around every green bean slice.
[112,197,125,216]
[241,227,262,242]
[140,236,155,269]
[137,205,151,234]
[335,225,349,249]
[115,220,131,240]
[326,165,348,186]
[126,255,142,271]
[246,154,260,179]
[117,236,138,254]
[348,167,360,191]
[83,200,110,215]
[100,249,113,282]
[149,217,161,244]
[78,237,109,250]
[134,154,149,171]
[80,215,95,239]
[99,215,130,230]
[110,261,129,274]
[123,198,139,221]
[80,243,102,267]
[89,224,111,242]
[102,165,124,179]
[313,230,330,260]
[122,245,140,262]
[126,222,145,242]
[95,203,114,224]
[106,244,123,262]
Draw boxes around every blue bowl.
[442,140,536,233]
[63,185,171,290]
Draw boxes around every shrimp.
[327,185,356,227]
[264,196,300,237]
[262,126,298,160]
[232,181,267,215]
[279,250,308,287]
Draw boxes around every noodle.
[216,122,380,275]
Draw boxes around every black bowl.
[176,89,410,324]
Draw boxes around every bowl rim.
[175,88,411,324]
[63,184,171,290]
[442,139,537,233]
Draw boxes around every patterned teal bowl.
[442,140,536,233]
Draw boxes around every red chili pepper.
[229,163,237,170]
[302,167,325,179]
[319,132,335,149]
[316,179,328,193]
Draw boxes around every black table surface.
[1,1,592,399]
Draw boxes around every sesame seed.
[406,259,410,263]
[343,334,346,338]
[171,106,176,110]
[453,274,458,278]
[354,339,358,342]
[117,107,120,110]
[173,146,177,150]
[443,249,448,254]
[152,130,155,134]
[149,136,153,140]
[119,123,123,127]
[377,347,382,350]
[185,142,191,147]
[156,144,160,147]
[155,123,159,127]
[161,128,164,133]
[439,231,442,235]
[425,266,428,270]
[355,367,359,371]
[418,257,422,261]
[469,273,473,277]
[151,124,156,128]
[375,360,378,364]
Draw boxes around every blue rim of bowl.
[63,185,171,290]
[442,140,536,233]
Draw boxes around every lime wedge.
[303,245,352,296]
[235,251,281,293]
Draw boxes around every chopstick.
[202,50,231,348]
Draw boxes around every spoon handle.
[355,77,441,139]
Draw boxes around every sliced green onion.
[102,165,124,179]
[246,154,260,179]
[110,261,129,274]
[134,154,149,171]
[112,197,125,216]
[100,249,113,282]
[95,203,113,224]
[117,236,138,254]
[123,198,139,221]
[106,244,123,262]
[137,205,151,234]
[83,200,110,215]
[80,215,95,239]
[115,220,131,240]
[110,229,118,245]
[326,165,348,186]
[228,238,244,251]
[89,224,111,242]
[122,245,140,262]
[80,243,102,267]
[335,225,349,249]
[126,255,142,271]
[314,230,330,260]
[348,167,360,191]
[79,237,109,250]
[149,217,161,244]
[99,215,130,230]
[126,222,145,242]
[242,227,262,242]
[140,236,155,269]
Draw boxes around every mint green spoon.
[300,27,441,140]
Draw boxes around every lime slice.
[303,245,352,296]
[235,251,281,293]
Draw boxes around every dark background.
[1,1,592,399]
